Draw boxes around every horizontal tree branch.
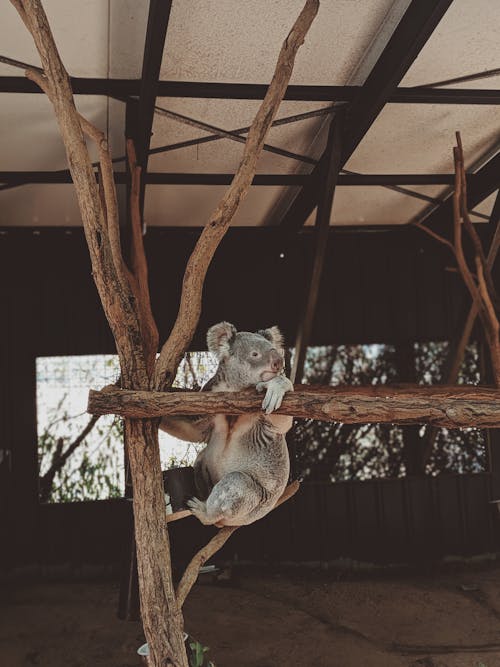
[87,385,500,429]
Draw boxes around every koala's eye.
[250,351,260,358]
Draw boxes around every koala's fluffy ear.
[258,325,285,350]
[207,321,237,358]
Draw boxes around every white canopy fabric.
[0,0,499,227]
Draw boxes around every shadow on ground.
[2,563,500,666]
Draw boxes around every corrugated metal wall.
[0,226,498,570]
[34,473,500,570]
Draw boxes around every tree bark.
[125,419,186,666]
[153,0,320,391]
[11,1,319,663]
[88,384,500,429]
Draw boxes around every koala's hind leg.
[187,472,262,526]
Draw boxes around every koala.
[159,322,294,527]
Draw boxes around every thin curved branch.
[39,414,101,503]
[126,139,159,373]
[455,134,500,312]
[476,256,499,337]
[176,481,300,607]
[77,113,129,287]
[414,221,456,256]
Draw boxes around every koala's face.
[207,322,285,390]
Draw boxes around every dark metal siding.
[32,474,500,569]
[0,227,498,570]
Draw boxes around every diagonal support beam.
[290,109,344,383]
[2,76,500,103]
[134,1,173,170]
[0,171,474,186]
[127,0,172,220]
[280,0,454,231]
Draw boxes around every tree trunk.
[89,384,500,429]
[125,418,187,667]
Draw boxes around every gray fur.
[160,322,293,526]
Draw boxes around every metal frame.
[417,152,500,230]
[290,109,344,384]
[0,0,497,230]
[0,171,475,186]
[1,76,499,104]
[128,0,173,218]
[279,0,455,231]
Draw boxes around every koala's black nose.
[270,351,283,372]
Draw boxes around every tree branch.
[456,133,500,312]
[453,140,500,385]
[39,414,101,503]
[176,480,300,607]
[126,139,159,373]
[12,1,319,663]
[87,385,500,429]
[414,221,457,256]
[153,0,320,391]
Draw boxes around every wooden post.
[88,384,500,429]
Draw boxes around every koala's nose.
[270,351,283,372]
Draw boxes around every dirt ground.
[3,563,500,667]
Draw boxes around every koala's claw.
[187,497,214,525]
[257,375,293,414]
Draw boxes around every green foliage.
[37,354,124,503]
[415,341,485,475]
[186,635,215,667]
[38,401,123,503]
[291,342,486,481]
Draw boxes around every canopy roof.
[0,0,499,228]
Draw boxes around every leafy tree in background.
[37,342,486,502]
[415,341,485,475]
[37,355,123,503]
[38,393,123,503]
[291,342,485,481]
[37,352,218,503]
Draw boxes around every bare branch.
[153,0,320,391]
[176,481,300,607]
[88,384,500,429]
[414,222,456,255]
[77,113,128,287]
[25,66,52,96]
[126,139,159,373]
[453,141,500,384]
[455,133,500,312]
[476,256,499,337]
[39,414,101,503]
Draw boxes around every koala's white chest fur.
[201,412,289,489]
[203,414,258,480]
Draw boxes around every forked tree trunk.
[10,1,320,664]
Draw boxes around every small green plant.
[186,635,215,667]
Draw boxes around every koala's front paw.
[256,375,293,414]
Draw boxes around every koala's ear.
[258,325,285,350]
[207,321,237,358]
